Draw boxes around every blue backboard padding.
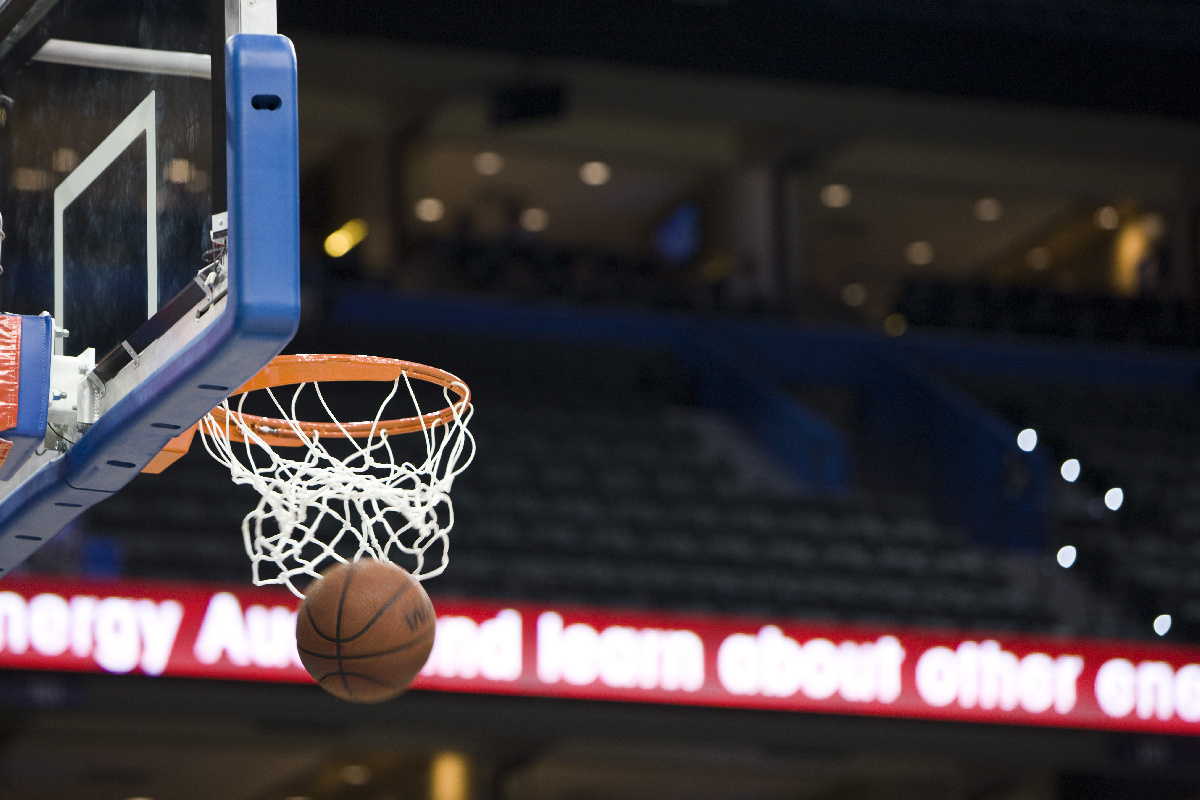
[0,315,53,482]
[14,315,51,439]
[226,35,302,340]
[0,34,300,571]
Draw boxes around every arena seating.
[440,401,1053,632]
[896,279,1200,347]
[420,234,695,310]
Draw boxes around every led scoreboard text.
[2,575,1200,735]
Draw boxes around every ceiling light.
[473,151,504,176]
[1056,545,1076,568]
[820,184,852,208]
[1016,429,1037,452]
[1104,487,1124,511]
[340,765,372,786]
[323,218,369,258]
[1026,246,1051,271]
[52,147,79,173]
[1154,614,1172,636]
[1095,206,1119,230]
[579,161,611,186]
[12,167,51,191]
[840,282,866,307]
[904,241,934,266]
[973,197,1002,222]
[519,207,549,232]
[1141,213,1165,239]
[1060,459,1080,482]
[431,752,470,800]
[167,158,193,184]
[414,197,446,223]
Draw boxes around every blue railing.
[330,290,1200,552]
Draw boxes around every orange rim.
[207,354,470,447]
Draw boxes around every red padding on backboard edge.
[0,315,20,434]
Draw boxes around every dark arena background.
[10,1,1200,798]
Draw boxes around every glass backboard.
[0,0,300,574]
[0,0,214,361]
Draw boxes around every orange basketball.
[295,560,436,703]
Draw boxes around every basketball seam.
[336,561,358,702]
[304,603,330,640]
[315,669,394,689]
[340,578,416,642]
[299,567,417,644]
[297,627,434,661]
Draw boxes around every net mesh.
[198,372,474,597]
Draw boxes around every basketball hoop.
[198,354,474,597]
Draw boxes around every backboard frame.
[0,2,300,575]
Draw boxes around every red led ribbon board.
[2,574,1200,735]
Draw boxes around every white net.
[198,370,474,597]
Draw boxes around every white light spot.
[473,151,504,176]
[579,161,611,186]
[1017,428,1037,452]
[1095,205,1120,230]
[1154,615,1172,636]
[166,157,193,184]
[414,197,446,223]
[1141,213,1165,239]
[519,207,549,232]
[820,183,852,208]
[1105,487,1124,511]
[12,167,52,191]
[974,197,1002,222]
[883,313,907,337]
[340,765,372,786]
[1060,459,1080,482]
[1026,246,1051,271]
[904,241,934,266]
[1056,545,1077,569]
[52,147,79,173]
[840,282,866,307]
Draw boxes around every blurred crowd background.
[14,1,1200,799]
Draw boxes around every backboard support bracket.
[225,0,276,36]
